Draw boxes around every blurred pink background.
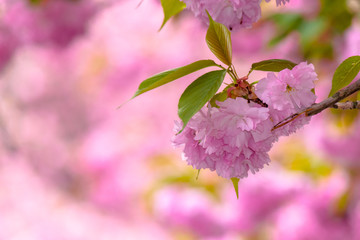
[0,0,360,239]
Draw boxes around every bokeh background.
[1,0,360,239]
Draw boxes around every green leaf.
[209,84,233,107]
[178,70,226,131]
[196,169,200,180]
[249,59,297,75]
[205,11,232,66]
[231,178,239,199]
[132,60,219,98]
[209,90,228,107]
[329,56,360,97]
[159,0,186,30]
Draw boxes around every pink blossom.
[182,0,262,30]
[182,0,291,31]
[255,62,317,136]
[173,98,276,179]
[256,62,317,112]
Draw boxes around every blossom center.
[286,85,293,92]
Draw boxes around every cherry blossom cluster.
[173,62,317,179]
[182,0,290,31]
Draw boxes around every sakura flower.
[256,62,317,112]
[255,62,317,136]
[182,0,262,30]
[182,0,291,31]
[173,98,276,179]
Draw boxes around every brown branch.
[272,79,360,130]
[272,110,307,130]
[331,101,360,110]
[306,79,360,116]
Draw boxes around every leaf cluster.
[129,13,297,134]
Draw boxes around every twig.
[272,110,307,130]
[273,79,360,130]
[306,79,360,116]
[331,101,360,110]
